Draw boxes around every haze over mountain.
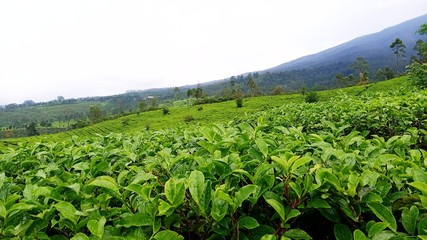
[138,13,427,97]
[266,14,427,74]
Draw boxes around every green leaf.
[282,229,312,240]
[13,219,34,237]
[0,201,6,219]
[367,222,388,238]
[188,170,205,208]
[8,202,37,217]
[319,208,340,223]
[55,201,78,225]
[289,182,302,199]
[263,191,285,221]
[158,200,174,216]
[0,172,5,190]
[116,212,153,227]
[347,172,359,197]
[291,156,312,172]
[271,156,288,171]
[360,170,380,187]
[239,216,259,229]
[401,206,418,234]
[70,233,90,240]
[409,182,427,195]
[307,198,331,209]
[211,198,228,222]
[286,209,301,221]
[88,176,122,201]
[353,229,369,240]
[87,216,106,239]
[315,168,341,190]
[255,139,269,158]
[234,184,257,209]
[164,178,186,207]
[260,234,276,240]
[153,230,184,240]
[334,223,352,240]
[418,216,427,235]
[367,202,397,232]
[125,184,152,201]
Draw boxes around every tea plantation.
[1,77,427,239]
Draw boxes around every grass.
[0,76,411,149]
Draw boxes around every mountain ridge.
[264,13,427,74]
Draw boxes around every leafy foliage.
[1,80,427,239]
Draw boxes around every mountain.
[193,14,427,94]
[265,14,427,77]
[116,14,427,97]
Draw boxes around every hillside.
[0,76,411,149]
[0,75,426,239]
[129,14,427,95]
[1,15,425,132]
[266,13,427,75]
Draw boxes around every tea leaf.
[255,139,269,158]
[55,201,78,225]
[234,184,257,209]
[367,202,396,232]
[164,178,186,207]
[153,230,184,240]
[401,206,418,234]
[239,216,259,229]
[116,212,153,227]
[188,170,205,208]
[283,229,312,240]
[263,191,285,221]
[87,216,106,239]
[334,223,352,240]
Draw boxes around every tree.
[235,90,243,108]
[406,24,427,88]
[350,57,369,75]
[384,66,394,80]
[347,74,355,85]
[149,97,158,110]
[390,38,406,71]
[299,85,307,95]
[415,24,427,61]
[139,101,148,112]
[89,105,103,123]
[357,71,369,85]
[230,77,237,95]
[407,62,427,88]
[173,87,182,100]
[335,73,348,87]
[23,100,35,107]
[374,69,385,82]
[40,120,49,128]
[247,77,261,97]
[195,84,204,100]
[350,57,369,85]
[412,39,426,63]
[187,89,194,99]
[417,23,427,35]
[162,107,170,115]
[26,122,39,136]
[305,92,318,103]
[272,85,284,95]
[57,96,65,102]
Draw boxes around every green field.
[0,77,409,149]
[1,76,427,239]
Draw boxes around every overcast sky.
[0,1,426,105]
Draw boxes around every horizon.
[1,1,427,105]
